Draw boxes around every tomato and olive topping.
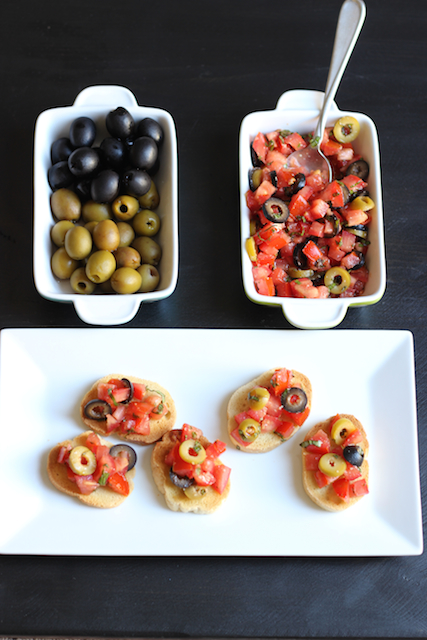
[281,387,307,413]
[245,118,372,299]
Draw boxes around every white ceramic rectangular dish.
[0,328,421,556]
[239,89,386,329]
[33,85,178,326]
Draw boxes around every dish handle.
[281,299,350,330]
[73,296,142,326]
[73,85,139,108]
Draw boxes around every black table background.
[0,0,426,637]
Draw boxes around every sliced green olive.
[288,267,315,279]
[247,386,270,411]
[238,418,261,443]
[333,116,360,143]
[350,195,375,211]
[183,484,208,500]
[318,453,347,478]
[248,167,263,191]
[281,387,307,413]
[68,445,97,476]
[331,417,356,445]
[324,267,351,294]
[245,237,257,262]
[179,439,206,464]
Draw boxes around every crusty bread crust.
[47,431,136,508]
[151,430,231,514]
[80,374,176,445]
[227,368,312,453]
[301,414,369,512]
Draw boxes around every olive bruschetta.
[80,374,176,444]
[300,414,369,511]
[151,424,231,514]
[227,367,312,453]
[47,431,137,508]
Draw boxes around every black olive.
[120,378,134,403]
[284,172,306,197]
[169,469,194,489]
[84,399,112,420]
[281,387,307,413]
[346,159,369,181]
[349,250,365,269]
[340,183,351,206]
[100,137,127,171]
[349,188,370,202]
[69,116,96,148]
[262,197,290,223]
[137,118,164,146]
[121,167,151,197]
[293,243,308,270]
[130,136,158,171]
[51,137,74,164]
[74,178,92,201]
[346,224,368,239]
[109,444,137,471]
[250,141,263,167]
[90,169,120,203]
[323,213,342,238]
[68,147,100,177]
[248,167,263,191]
[48,161,74,190]
[343,445,364,467]
[270,170,278,188]
[106,107,135,140]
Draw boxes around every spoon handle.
[315,0,366,143]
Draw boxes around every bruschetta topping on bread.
[47,431,137,508]
[80,374,176,444]
[151,424,231,514]
[227,367,312,453]
[300,413,369,511]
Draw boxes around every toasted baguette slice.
[80,374,176,445]
[151,429,231,514]
[301,414,369,512]
[227,368,312,453]
[47,431,136,508]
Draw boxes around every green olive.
[117,221,135,247]
[82,200,113,223]
[93,219,120,251]
[183,484,208,500]
[333,116,360,143]
[350,195,375,212]
[84,220,98,235]
[113,246,141,269]
[137,264,160,292]
[110,267,142,294]
[288,268,315,279]
[138,179,160,210]
[85,250,116,283]
[318,453,347,478]
[238,418,261,443]
[324,267,352,294]
[132,236,161,265]
[112,195,140,221]
[64,225,92,260]
[51,220,75,247]
[70,267,97,294]
[179,439,206,464]
[51,247,79,280]
[247,386,270,411]
[50,188,81,221]
[132,209,161,236]
[68,446,97,475]
[331,417,356,446]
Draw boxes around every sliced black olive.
[270,170,278,188]
[293,242,308,270]
[346,224,368,239]
[349,188,370,202]
[323,213,342,238]
[109,444,137,471]
[283,172,305,197]
[84,399,112,420]
[248,167,263,191]
[281,387,307,413]
[349,250,365,269]
[340,183,351,207]
[343,445,364,467]
[262,197,290,223]
[250,142,263,167]
[169,469,194,489]
[346,159,369,181]
[120,378,134,403]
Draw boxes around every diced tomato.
[172,456,194,478]
[318,180,347,208]
[107,472,130,496]
[274,421,295,439]
[265,393,283,416]
[254,180,276,206]
[310,198,330,219]
[308,221,325,237]
[193,468,215,486]
[314,469,335,488]
[265,149,288,167]
[342,429,363,447]
[247,406,268,422]
[327,237,346,263]
[57,444,71,463]
[74,475,98,495]
[165,442,180,466]
[284,132,307,151]
[110,387,131,403]
[230,426,252,448]
[302,239,323,263]
[351,266,369,283]
[341,251,362,270]
[276,281,293,297]
[290,278,320,298]
[350,478,369,497]
[205,440,227,459]
[289,192,309,217]
[341,207,369,227]
[85,432,102,453]
[260,414,283,432]
[321,138,342,156]
[341,174,367,195]
[252,132,268,164]
[212,464,231,494]
[93,453,115,483]
[303,451,322,471]
[269,368,292,396]
[301,429,330,454]
[131,415,150,435]
[132,383,145,400]
[344,462,362,481]
[332,477,350,502]
[275,166,297,188]
[281,405,310,427]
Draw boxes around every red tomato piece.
[301,429,330,454]
[260,414,283,432]
[252,132,268,164]
[75,475,98,495]
[205,440,227,459]
[350,478,369,497]
[107,472,130,496]
[193,468,215,487]
[343,429,363,447]
[212,464,231,494]
[254,180,276,206]
[332,477,350,501]
[269,368,292,396]
[344,463,362,481]
[284,132,307,151]
[230,426,252,448]
[303,451,322,471]
[302,239,323,263]
[93,453,115,484]
[281,405,310,427]
[274,421,295,439]
[314,469,335,488]
[289,192,309,218]
[290,278,320,298]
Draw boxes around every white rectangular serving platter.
[0,328,422,556]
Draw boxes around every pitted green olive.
[51,247,79,279]
[64,225,92,260]
[50,188,81,221]
[138,179,159,210]
[324,267,351,294]
[82,200,113,223]
[113,246,141,269]
[110,267,142,294]
[85,250,116,283]
[93,219,120,251]
[51,220,75,247]
[117,221,135,247]
[132,209,161,236]
[68,446,97,475]
[318,453,346,478]
[112,195,140,221]
[70,267,97,294]
[137,264,160,292]
[132,236,161,265]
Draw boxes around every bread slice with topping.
[301,414,369,511]
[227,367,312,453]
[80,374,176,445]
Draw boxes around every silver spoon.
[285,0,366,183]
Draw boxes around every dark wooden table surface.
[0,0,426,637]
